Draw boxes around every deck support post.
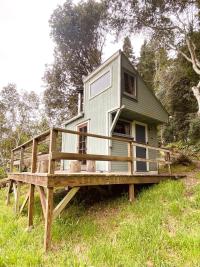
[129,184,135,202]
[28,184,35,228]
[6,180,13,205]
[13,181,21,214]
[44,187,54,252]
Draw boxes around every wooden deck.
[5,127,185,252]
[8,172,183,187]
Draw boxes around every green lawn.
[1,177,200,266]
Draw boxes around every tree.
[137,40,156,91]
[43,0,108,124]
[0,84,43,172]
[122,36,136,66]
[108,0,200,115]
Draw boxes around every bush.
[188,117,200,144]
[172,153,192,166]
[0,167,7,179]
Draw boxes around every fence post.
[48,129,58,174]
[128,141,133,174]
[31,138,38,173]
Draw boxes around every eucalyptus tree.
[122,36,136,66]
[43,0,108,124]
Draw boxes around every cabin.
[8,50,184,252]
[62,50,169,173]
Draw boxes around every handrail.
[12,129,50,152]
[10,127,172,175]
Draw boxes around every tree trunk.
[192,81,200,116]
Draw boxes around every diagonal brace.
[37,186,46,218]
[53,187,80,220]
[20,192,29,214]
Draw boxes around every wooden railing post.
[31,138,38,173]
[10,151,14,173]
[167,152,172,176]
[19,146,24,172]
[128,141,133,174]
[48,129,58,174]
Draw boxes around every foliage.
[108,0,200,114]
[0,167,7,179]
[2,179,200,266]
[43,0,108,124]
[172,154,192,166]
[188,116,200,144]
[137,40,156,91]
[0,84,47,173]
[122,36,136,66]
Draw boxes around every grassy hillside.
[0,173,200,266]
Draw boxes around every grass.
[1,175,200,266]
[159,162,197,174]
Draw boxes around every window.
[90,70,111,98]
[77,123,87,164]
[124,72,136,97]
[113,120,131,136]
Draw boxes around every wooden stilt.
[44,187,54,252]
[28,184,35,228]
[6,180,13,205]
[129,184,135,202]
[14,182,21,214]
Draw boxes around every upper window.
[113,120,131,136]
[90,70,111,98]
[124,72,136,98]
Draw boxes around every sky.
[0,0,144,94]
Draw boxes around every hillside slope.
[0,171,200,266]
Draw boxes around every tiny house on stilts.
[6,51,184,252]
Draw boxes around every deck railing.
[10,127,172,175]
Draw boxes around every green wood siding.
[111,122,158,172]
[62,56,120,171]
[121,54,169,123]
[62,52,166,173]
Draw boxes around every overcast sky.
[0,0,144,94]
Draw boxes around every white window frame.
[132,121,149,172]
[89,67,112,100]
[76,119,90,154]
[112,118,132,138]
[123,71,137,99]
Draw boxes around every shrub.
[188,117,200,144]
[172,153,192,166]
[0,167,7,179]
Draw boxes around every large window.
[113,120,131,136]
[124,72,136,97]
[90,70,111,98]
